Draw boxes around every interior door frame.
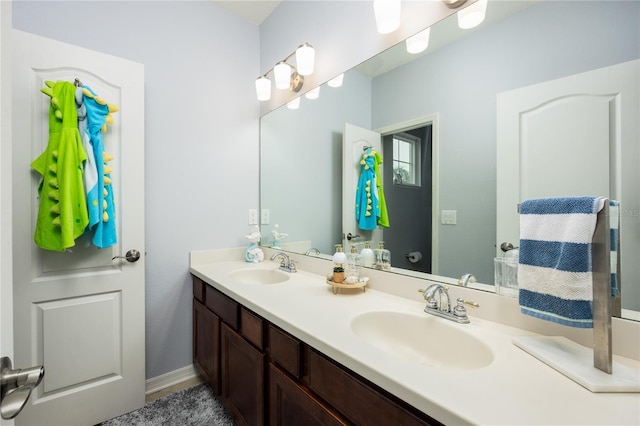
[375,113,440,275]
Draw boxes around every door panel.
[12,30,145,425]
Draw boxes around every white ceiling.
[211,1,281,25]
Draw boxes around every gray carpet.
[101,383,234,426]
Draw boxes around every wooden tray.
[326,277,368,294]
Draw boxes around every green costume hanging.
[32,81,89,251]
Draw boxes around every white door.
[496,60,639,305]
[11,30,145,425]
[1,3,15,426]
[342,123,383,252]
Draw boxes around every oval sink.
[228,268,290,285]
[350,311,494,370]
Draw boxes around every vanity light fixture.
[255,43,315,101]
[327,73,344,88]
[406,27,431,54]
[373,0,401,34]
[457,0,488,29]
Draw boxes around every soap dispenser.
[332,244,347,283]
[360,241,375,268]
[374,241,391,271]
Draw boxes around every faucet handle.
[453,298,479,318]
[453,298,468,319]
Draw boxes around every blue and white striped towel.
[518,196,606,328]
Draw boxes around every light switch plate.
[261,209,270,225]
[248,209,258,225]
[442,210,457,225]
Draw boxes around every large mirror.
[260,0,640,320]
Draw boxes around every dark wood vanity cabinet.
[192,275,440,426]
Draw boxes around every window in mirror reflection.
[392,133,421,187]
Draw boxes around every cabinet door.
[269,364,347,426]
[221,323,265,426]
[193,299,221,394]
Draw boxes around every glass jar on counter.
[374,242,391,271]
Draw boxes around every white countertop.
[190,255,640,426]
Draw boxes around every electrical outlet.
[261,209,270,225]
[248,209,258,225]
[441,210,457,225]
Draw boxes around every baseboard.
[145,364,201,395]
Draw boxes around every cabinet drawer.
[269,325,302,379]
[192,276,204,303]
[205,285,239,329]
[241,307,265,350]
[307,349,439,426]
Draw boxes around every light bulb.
[458,0,488,29]
[327,73,344,88]
[255,76,271,101]
[296,43,315,76]
[406,27,430,54]
[305,86,320,100]
[274,61,292,89]
[287,97,300,110]
[373,0,401,34]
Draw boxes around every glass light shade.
[458,0,488,29]
[274,61,292,89]
[296,43,315,76]
[373,0,401,34]
[406,27,431,54]
[286,97,300,110]
[255,76,271,101]
[327,73,344,88]
[305,86,320,100]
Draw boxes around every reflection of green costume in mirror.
[355,148,389,230]
[373,150,389,228]
[32,81,89,251]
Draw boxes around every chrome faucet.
[422,283,477,324]
[305,248,320,255]
[424,283,451,312]
[270,252,297,273]
[458,273,476,287]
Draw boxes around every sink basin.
[350,311,494,370]
[228,268,290,284]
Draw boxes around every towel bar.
[592,202,612,373]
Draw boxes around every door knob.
[112,249,141,263]
[500,242,515,252]
[1,356,44,420]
